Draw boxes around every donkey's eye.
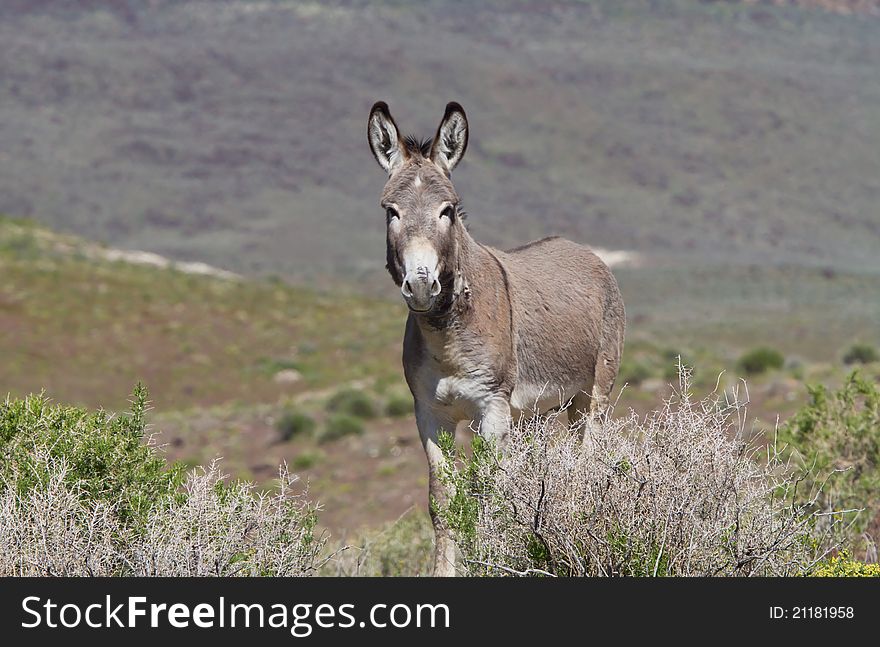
[386,207,399,221]
[440,205,456,221]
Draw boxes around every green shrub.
[385,394,413,418]
[618,357,652,386]
[788,358,806,380]
[276,409,316,442]
[319,414,364,443]
[780,372,880,536]
[737,347,784,375]
[291,451,323,470]
[810,552,880,577]
[0,384,182,530]
[326,388,377,419]
[662,362,682,381]
[843,343,879,366]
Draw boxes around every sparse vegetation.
[0,217,403,411]
[618,357,653,386]
[256,357,301,376]
[291,451,324,470]
[319,414,365,444]
[843,343,879,366]
[738,347,785,375]
[438,368,842,576]
[6,368,878,577]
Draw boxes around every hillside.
[4,215,878,409]
[0,0,878,287]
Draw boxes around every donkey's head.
[368,101,469,314]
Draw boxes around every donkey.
[367,101,625,576]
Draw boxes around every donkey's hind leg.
[589,351,619,419]
[570,380,594,429]
[588,309,624,419]
[572,347,620,440]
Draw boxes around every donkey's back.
[495,236,625,415]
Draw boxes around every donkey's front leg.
[476,396,512,452]
[415,401,458,577]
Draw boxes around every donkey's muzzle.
[401,266,441,312]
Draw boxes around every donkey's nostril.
[401,279,413,298]
[430,278,441,297]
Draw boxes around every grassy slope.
[0,215,424,533]
[0,217,404,410]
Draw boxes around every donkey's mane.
[403,135,433,157]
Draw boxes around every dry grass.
[441,367,849,576]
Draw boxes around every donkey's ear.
[430,102,468,174]
[368,101,406,174]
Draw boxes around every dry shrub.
[0,450,325,576]
[131,461,325,576]
[440,368,846,576]
[0,454,123,576]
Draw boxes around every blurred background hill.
[2,0,879,285]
